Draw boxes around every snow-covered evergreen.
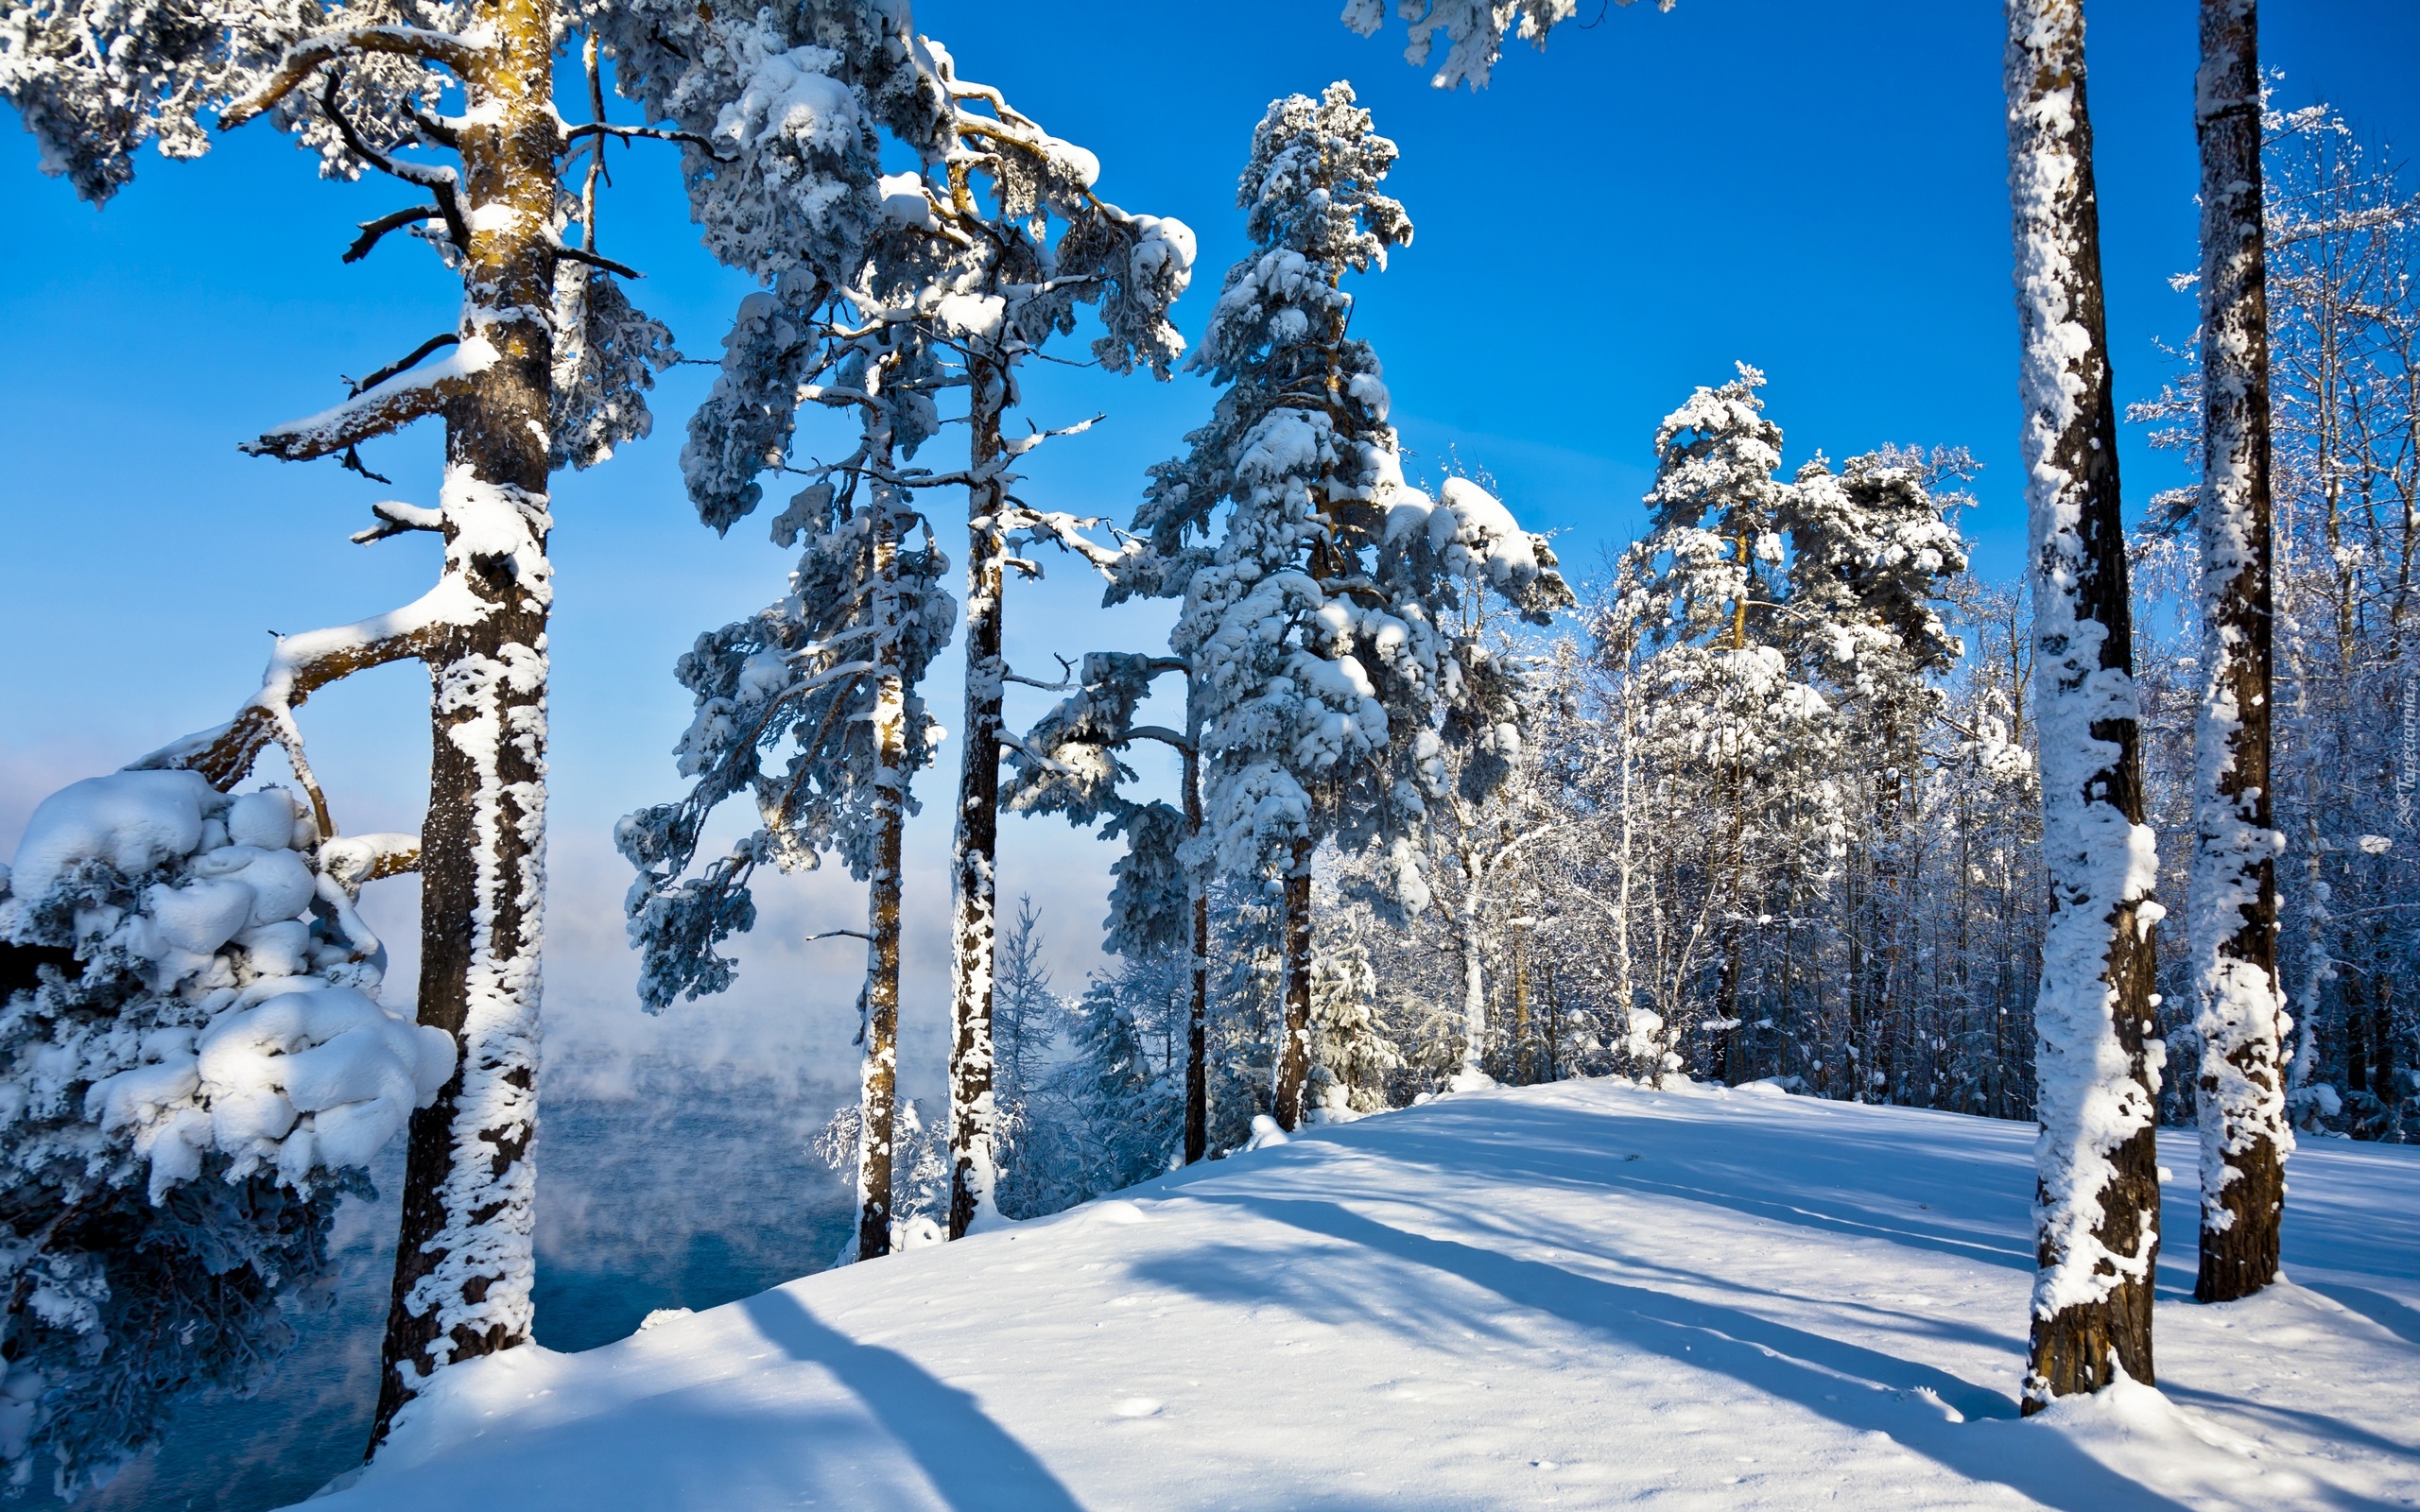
[1137,81,1567,1130]
[0,776,446,1492]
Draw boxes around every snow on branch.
[1342,0,1675,92]
[218,26,491,129]
[350,498,445,544]
[243,334,495,461]
[129,591,448,806]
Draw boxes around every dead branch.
[562,121,732,160]
[554,244,643,280]
[344,205,445,264]
[129,614,435,799]
[348,333,460,395]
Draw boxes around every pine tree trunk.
[2190,0,2290,1305]
[856,456,910,1263]
[370,0,556,1446]
[1273,837,1315,1129]
[947,351,1007,1239]
[2006,0,2164,1412]
[1184,725,1208,1164]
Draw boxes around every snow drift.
[309,1078,2418,1511]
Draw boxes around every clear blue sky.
[3,0,2414,1091]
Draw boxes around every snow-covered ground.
[308,1079,2420,1511]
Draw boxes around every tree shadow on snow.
[1271,1099,2042,1277]
[741,1288,1089,1512]
[1157,1193,2200,1512]
[2302,1283,2420,1353]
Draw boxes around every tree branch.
[129,608,437,822]
[562,121,732,160]
[312,70,470,249]
[350,498,445,545]
[347,332,459,395]
[219,26,489,129]
[553,244,643,280]
[320,832,422,886]
[344,205,445,264]
[1115,725,1193,754]
[245,335,494,461]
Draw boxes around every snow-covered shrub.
[0,771,450,1496]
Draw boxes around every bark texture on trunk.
[2005,0,2163,1412]
[1184,727,1208,1164]
[2190,0,2290,1307]
[1272,838,1315,1130]
[371,0,558,1446]
[857,452,909,1264]
[947,352,1006,1239]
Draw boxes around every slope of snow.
[308,1079,2420,1511]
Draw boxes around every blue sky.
[3,0,2415,1092]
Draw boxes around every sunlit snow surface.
[315,1079,2418,1511]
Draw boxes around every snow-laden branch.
[123,465,535,806]
[218,26,492,129]
[245,335,495,460]
[350,498,445,545]
[2268,199,2418,249]
[320,831,424,885]
[126,596,443,833]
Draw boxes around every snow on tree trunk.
[858,454,911,1263]
[2005,0,2165,1412]
[947,348,1008,1240]
[1452,842,1495,1091]
[367,0,559,1443]
[1274,839,1316,1130]
[2189,0,2290,1304]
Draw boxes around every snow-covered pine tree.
[2005,0,2164,1411]
[620,318,956,1264]
[1136,82,1567,1130]
[1060,966,1184,1193]
[623,28,1188,1245]
[1609,367,1839,1085]
[1002,652,1209,1160]
[863,51,1192,1241]
[993,894,1061,1096]
[0,777,444,1493]
[1308,907,1400,1115]
[2186,0,2290,1305]
[1787,449,1971,1097]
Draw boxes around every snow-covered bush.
[0,771,449,1495]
